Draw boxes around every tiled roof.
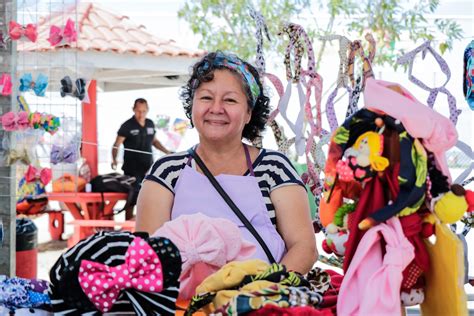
[18,2,204,58]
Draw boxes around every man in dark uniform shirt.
[112,98,171,219]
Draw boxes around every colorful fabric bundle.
[153,213,256,299]
[28,112,60,134]
[248,305,334,316]
[17,165,51,203]
[49,231,182,315]
[0,275,50,312]
[464,40,474,110]
[187,261,316,315]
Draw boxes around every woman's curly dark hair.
[179,51,270,142]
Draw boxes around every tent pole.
[81,80,98,178]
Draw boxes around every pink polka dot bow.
[78,237,164,313]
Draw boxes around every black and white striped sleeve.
[144,151,189,194]
[255,150,305,191]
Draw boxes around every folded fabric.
[0,275,50,311]
[49,230,182,315]
[188,262,312,315]
[364,77,457,179]
[195,259,270,295]
[214,280,277,309]
[153,213,256,299]
[248,305,334,316]
[338,217,414,316]
[420,220,468,316]
[214,284,324,316]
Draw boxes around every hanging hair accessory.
[27,112,60,134]
[8,21,37,42]
[276,23,306,156]
[0,73,12,96]
[25,165,52,185]
[60,75,87,101]
[249,7,270,75]
[397,40,461,125]
[0,111,29,131]
[17,95,30,112]
[463,40,474,110]
[320,34,352,131]
[19,73,48,97]
[47,18,77,46]
[345,33,376,119]
[0,31,7,49]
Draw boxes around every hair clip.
[8,21,37,42]
[25,165,52,185]
[19,73,48,97]
[0,73,12,96]
[0,111,29,131]
[0,31,7,49]
[17,95,31,112]
[6,148,31,166]
[60,76,87,101]
[50,142,79,164]
[48,18,77,47]
[28,112,60,134]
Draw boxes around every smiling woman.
[136,51,317,293]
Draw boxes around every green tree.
[178,0,463,69]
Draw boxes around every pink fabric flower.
[153,213,256,299]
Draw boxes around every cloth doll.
[336,131,389,183]
[321,203,355,257]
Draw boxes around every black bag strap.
[188,147,276,263]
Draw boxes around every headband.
[201,52,261,108]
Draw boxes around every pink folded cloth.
[338,217,414,316]
[152,213,256,299]
[364,77,457,180]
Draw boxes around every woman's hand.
[136,180,174,235]
[271,185,318,274]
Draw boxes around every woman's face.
[192,69,251,143]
